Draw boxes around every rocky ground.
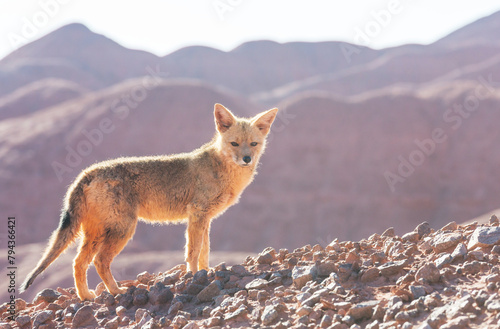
[2,217,500,329]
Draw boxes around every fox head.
[214,103,278,168]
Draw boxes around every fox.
[20,103,278,301]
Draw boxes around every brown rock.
[72,305,97,328]
[347,300,379,320]
[440,221,458,231]
[361,267,380,282]
[416,222,432,238]
[381,227,395,237]
[468,226,500,249]
[378,260,407,277]
[430,232,462,252]
[415,263,440,283]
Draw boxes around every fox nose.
[243,156,251,164]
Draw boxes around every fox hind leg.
[93,223,136,296]
[74,237,101,301]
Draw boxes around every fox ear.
[214,103,236,133]
[252,108,278,135]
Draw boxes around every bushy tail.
[20,210,80,293]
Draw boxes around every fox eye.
[231,142,239,147]
[250,142,258,147]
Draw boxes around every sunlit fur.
[20,104,278,301]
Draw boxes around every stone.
[185,283,206,295]
[347,300,379,320]
[197,281,222,303]
[430,232,462,252]
[137,271,153,284]
[316,261,336,276]
[434,254,453,269]
[33,310,54,328]
[132,288,149,306]
[360,267,380,282]
[440,221,458,231]
[16,315,31,327]
[451,243,467,262]
[292,265,317,288]
[261,305,279,325]
[224,305,248,321]
[490,215,499,224]
[192,269,208,285]
[402,231,420,243]
[409,285,426,299]
[415,263,440,283]
[378,260,407,277]
[381,227,395,237]
[172,315,188,329]
[149,282,174,305]
[468,226,500,249]
[257,252,275,265]
[72,305,97,328]
[416,222,432,238]
[245,278,269,290]
[33,289,61,304]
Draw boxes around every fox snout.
[243,156,251,164]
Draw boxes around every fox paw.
[79,289,96,301]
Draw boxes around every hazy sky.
[1,0,500,60]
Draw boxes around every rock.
[16,315,31,327]
[172,315,188,329]
[224,305,248,321]
[185,283,206,295]
[137,271,153,284]
[257,252,275,265]
[261,305,279,325]
[149,282,174,305]
[378,260,407,277]
[316,261,336,276]
[33,289,61,304]
[197,281,222,303]
[415,263,440,283]
[381,227,395,237]
[402,231,420,243]
[245,278,269,290]
[347,300,379,320]
[33,310,54,328]
[361,267,380,282]
[416,222,432,238]
[490,215,499,224]
[292,265,317,288]
[434,254,453,269]
[440,221,458,231]
[192,270,208,285]
[132,288,149,306]
[168,301,184,316]
[468,226,500,249]
[451,243,467,262]
[183,322,200,329]
[430,232,462,252]
[72,305,97,328]
[409,285,426,299]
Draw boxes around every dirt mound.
[2,217,500,328]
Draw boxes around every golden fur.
[21,104,278,300]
